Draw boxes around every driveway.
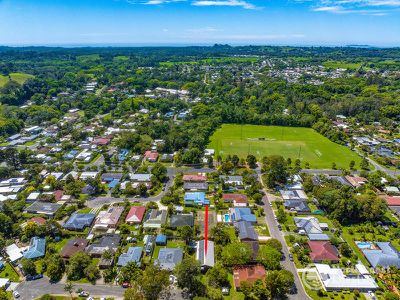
[15,277,125,299]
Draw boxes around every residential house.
[307,241,339,263]
[223,194,248,207]
[80,171,99,180]
[144,150,158,162]
[183,182,208,191]
[93,206,124,230]
[25,201,62,217]
[125,206,146,224]
[231,208,257,223]
[284,200,310,214]
[183,175,207,182]
[155,234,167,246]
[24,237,46,259]
[315,263,378,291]
[345,176,368,188]
[184,192,210,206]
[5,244,24,263]
[294,217,329,240]
[60,238,89,260]
[155,248,183,270]
[63,213,96,231]
[236,221,259,260]
[233,265,266,290]
[143,209,168,228]
[28,217,46,226]
[170,214,194,228]
[196,240,215,268]
[117,247,143,267]
[86,234,121,257]
[362,242,400,269]
[280,189,307,201]
[220,175,243,187]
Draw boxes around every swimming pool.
[224,214,230,222]
[356,241,373,249]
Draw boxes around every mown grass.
[0,72,35,87]
[208,124,362,169]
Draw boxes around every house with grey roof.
[86,234,121,257]
[23,237,46,259]
[294,217,329,240]
[154,248,183,270]
[183,182,209,191]
[196,240,214,268]
[25,201,62,216]
[143,209,167,228]
[170,214,194,228]
[236,221,258,242]
[362,242,400,269]
[63,213,96,231]
[117,247,143,267]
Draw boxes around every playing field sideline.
[208,124,362,169]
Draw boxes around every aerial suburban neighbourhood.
[0,2,399,298]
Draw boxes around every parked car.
[122,282,130,288]
[78,291,89,297]
[288,253,294,261]
[278,224,282,230]
[13,291,20,299]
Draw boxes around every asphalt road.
[257,172,312,300]
[15,277,125,300]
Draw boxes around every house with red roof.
[233,265,266,290]
[53,190,64,201]
[383,195,400,207]
[144,150,158,162]
[183,174,207,182]
[126,206,146,224]
[345,176,368,188]
[222,194,248,207]
[307,241,339,263]
[28,217,46,226]
[93,137,111,146]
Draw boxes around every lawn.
[0,262,20,282]
[208,124,362,169]
[322,61,363,70]
[0,72,35,87]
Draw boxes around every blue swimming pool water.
[356,242,372,249]
[224,214,230,222]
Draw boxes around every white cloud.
[306,0,399,14]
[312,5,342,10]
[126,0,185,4]
[191,0,258,9]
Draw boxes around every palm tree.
[64,281,74,299]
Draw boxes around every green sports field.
[208,124,362,169]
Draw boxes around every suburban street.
[15,277,125,299]
[258,171,312,300]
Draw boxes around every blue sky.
[0,0,399,46]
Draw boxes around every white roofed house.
[93,206,124,230]
[196,240,215,269]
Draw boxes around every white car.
[13,291,20,299]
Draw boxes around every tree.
[360,157,369,170]
[124,288,144,300]
[67,251,91,281]
[257,245,281,270]
[64,282,74,299]
[21,258,37,276]
[276,207,287,224]
[179,225,195,244]
[141,264,170,300]
[46,254,65,282]
[264,270,294,299]
[0,289,8,300]
[385,292,400,300]
[0,213,13,237]
[246,154,257,168]
[210,224,231,245]
[262,155,288,188]
[349,160,355,170]
[119,261,142,285]
[84,264,100,283]
[221,242,252,266]
[264,238,283,252]
[175,257,203,296]
[338,243,352,257]
[206,263,229,288]
[151,162,167,182]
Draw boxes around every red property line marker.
[205,204,208,256]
